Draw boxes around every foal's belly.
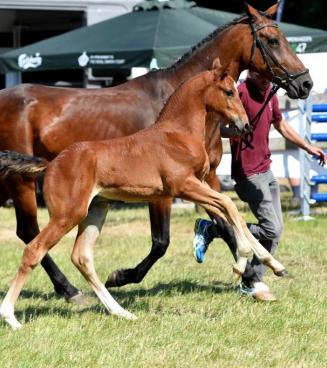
[97,185,167,203]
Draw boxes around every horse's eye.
[268,37,279,47]
[226,90,234,97]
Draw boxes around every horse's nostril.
[245,123,250,132]
[303,80,313,90]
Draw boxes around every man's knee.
[262,222,283,241]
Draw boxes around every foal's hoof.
[66,291,87,305]
[114,310,137,321]
[254,290,277,302]
[274,269,288,278]
[0,308,22,330]
[232,266,243,277]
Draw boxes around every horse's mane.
[152,11,270,121]
[147,7,279,79]
[168,14,250,71]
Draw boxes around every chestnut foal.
[0,63,286,329]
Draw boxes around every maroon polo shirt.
[230,79,282,181]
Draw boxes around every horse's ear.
[264,1,280,17]
[244,2,259,20]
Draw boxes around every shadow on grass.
[104,280,237,313]
[0,289,65,301]
[108,279,235,302]
[0,279,236,324]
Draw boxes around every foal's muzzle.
[234,119,250,135]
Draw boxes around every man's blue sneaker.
[193,218,213,263]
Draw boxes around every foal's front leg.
[71,200,136,320]
[178,177,286,276]
[106,198,172,287]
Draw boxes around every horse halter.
[248,20,309,88]
[237,18,310,147]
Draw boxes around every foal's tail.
[0,150,47,177]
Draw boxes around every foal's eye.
[225,90,234,97]
[268,37,279,47]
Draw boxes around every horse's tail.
[0,150,47,177]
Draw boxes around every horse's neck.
[122,22,248,116]
[157,73,211,137]
[163,22,247,88]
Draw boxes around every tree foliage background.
[195,1,327,30]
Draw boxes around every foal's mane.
[155,71,212,123]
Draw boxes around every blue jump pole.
[311,114,327,122]
[312,104,327,112]
[311,193,327,202]
[311,133,327,142]
[311,175,327,184]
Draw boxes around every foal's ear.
[212,58,223,80]
[264,1,280,18]
[212,58,222,71]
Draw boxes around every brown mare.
[0,3,312,299]
[0,61,287,329]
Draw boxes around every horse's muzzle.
[286,75,313,99]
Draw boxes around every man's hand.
[307,146,327,166]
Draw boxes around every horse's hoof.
[105,271,119,288]
[274,269,288,277]
[66,291,87,305]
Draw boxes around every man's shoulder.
[237,81,247,93]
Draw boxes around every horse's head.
[242,1,313,99]
[206,59,250,135]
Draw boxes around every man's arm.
[273,118,327,166]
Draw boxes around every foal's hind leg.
[3,175,82,302]
[71,203,136,320]
[178,177,285,276]
[106,198,172,287]
[0,218,77,330]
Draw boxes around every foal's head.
[205,59,250,135]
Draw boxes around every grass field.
[0,197,326,368]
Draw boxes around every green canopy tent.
[0,0,326,74]
[0,2,222,73]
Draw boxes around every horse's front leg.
[178,177,286,277]
[105,198,172,287]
